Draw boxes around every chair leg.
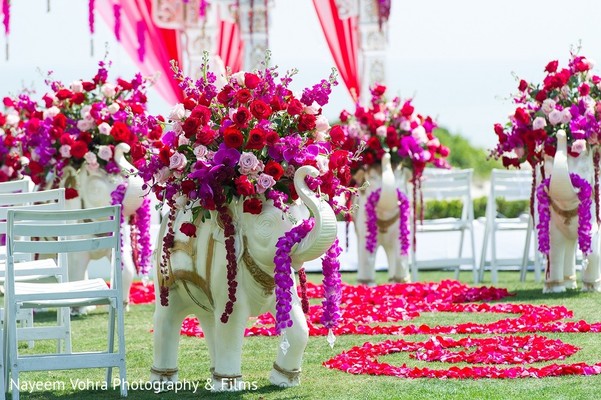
[469,225,477,283]
[478,220,491,283]
[491,226,498,284]
[520,218,533,282]
[106,305,116,384]
[117,302,127,398]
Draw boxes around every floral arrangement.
[492,51,601,168]
[140,54,355,332]
[0,100,26,182]
[337,84,450,180]
[13,60,163,189]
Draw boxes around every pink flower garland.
[113,3,121,42]
[110,183,127,256]
[136,20,146,62]
[320,238,342,329]
[536,174,593,256]
[364,188,411,255]
[133,198,152,276]
[273,218,315,334]
[88,0,95,35]
[298,268,309,314]
[217,203,237,324]
[2,0,9,35]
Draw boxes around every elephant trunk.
[290,166,338,269]
[549,129,578,203]
[377,153,397,214]
[114,143,137,175]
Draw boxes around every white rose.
[59,145,71,158]
[548,109,563,126]
[315,115,330,133]
[173,194,188,210]
[43,106,60,119]
[80,105,92,119]
[77,118,95,132]
[108,103,120,114]
[376,125,387,137]
[193,145,208,159]
[155,167,172,184]
[6,114,19,127]
[98,122,112,135]
[168,103,187,121]
[561,108,572,124]
[178,135,190,147]
[97,145,113,161]
[70,80,84,93]
[84,151,98,164]
[231,71,245,86]
[571,139,587,155]
[400,120,411,131]
[169,152,187,170]
[304,103,320,115]
[541,99,556,115]
[373,112,386,123]
[315,155,329,173]
[532,117,547,130]
[101,83,117,98]
[411,125,428,143]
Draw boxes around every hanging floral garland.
[364,188,411,255]
[131,197,152,276]
[536,174,593,257]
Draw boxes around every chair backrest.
[7,205,122,287]
[420,168,474,221]
[0,189,66,235]
[490,169,533,202]
[0,178,31,194]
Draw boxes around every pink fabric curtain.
[98,0,183,104]
[217,19,243,73]
[312,0,360,100]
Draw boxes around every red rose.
[183,96,197,110]
[385,129,399,149]
[79,131,93,144]
[514,107,531,126]
[111,121,132,142]
[53,113,67,129]
[287,99,303,116]
[366,136,382,151]
[579,83,590,96]
[518,79,528,92]
[181,180,196,195]
[217,86,234,105]
[82,81,96,91]
[180,222,197,237]
[245,128,266,150]
[235,89,252,104]
[232,107,251,128]
[574,57,590,72]
[70,141,89,159]
[130,143,146,161]
[494,123,507,143]
[56,89,73,100]
[270,96,286,112]
[71,92,86,105]
[339,110,350,122]
[159,146,172,165]
[190,105,212,125]
[400,101,414,117]
[328,150,349,170]
[265,130,280,146]
[244,73,261,89]
[535,89,547,102]
[2,97,14,107]
[438,146,450,157]
[264,160,284,180]
[235,175,255,196]
[249,100,272,120]
[371,84,386,96]
[223,127,244,148]
[297,113,316,132]
[117,78,133,91]
[197,126,217,146]
[545,60,559,73]
[243,198,263,215]
[65,188,79,200]
[182,117,200,138]
[329,125,346,147]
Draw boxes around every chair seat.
[13,278,112,308]
[417,218,470,231]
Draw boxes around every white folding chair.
[0,189,67,350]
[411,168,477,282]
[478,169,540,283]
[0,179,31,195]
[3,206,127,399]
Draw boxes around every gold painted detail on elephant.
[161,235,215,311]
[242,236,275,296]
[272,362,301,383]
[150,366,178,378]
[549,199,579,225]
[377,213,399,233]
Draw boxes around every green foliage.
[423,197,530,219]
[434,127,501,179]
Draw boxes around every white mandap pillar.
[237,0,273,71]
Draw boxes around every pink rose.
[169,152,188,170]
[256,173,276,194]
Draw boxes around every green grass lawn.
[12,269,601,399]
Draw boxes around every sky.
[2,0,601,150]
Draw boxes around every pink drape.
[98,0,183,104]
[217,19,243,73]
[312,0,360,100]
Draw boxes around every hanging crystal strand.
[280,331,290,355]
[4,40,7,61]
[327,329,336,348]
[47,0,51,12]
[583,257,589,271]
[142,274,150,287]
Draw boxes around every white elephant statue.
[542,129,601,293]
[150,166,337,391]
[354,153,410,285]
[58,143,149,311]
